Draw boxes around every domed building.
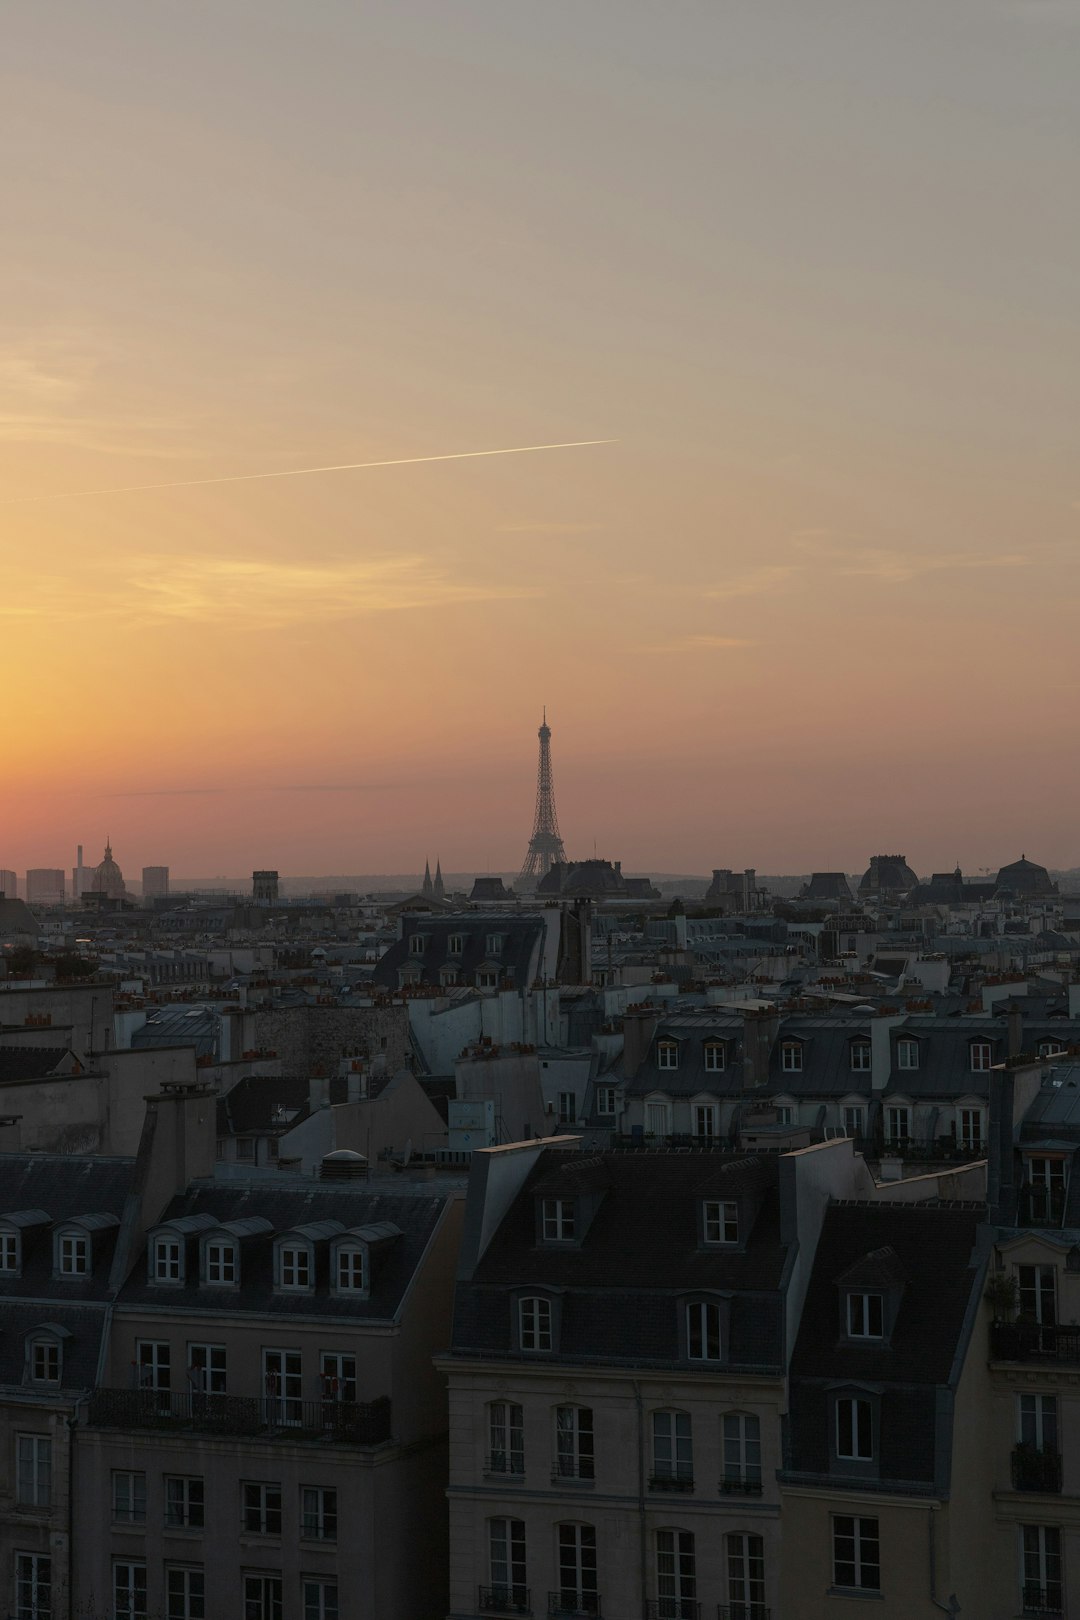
[994,855,1057,899]
[90,839,128,902]
[858,853,919,900]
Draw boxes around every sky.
[3,0,1079,879]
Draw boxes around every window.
[205,1240,237,1285]
[704,1041,726,1072]
[410,935,427,955]
[843,1106,864,1138]
[167,1567,205,1620]
[153,1234,183,1283]
[1019,1393,1058,1453]
[555,1406,594,1481]
[488,1401,524,1475]
[235,1138,256,1162]
[722,1412,762,1492]
[519,1296,553,1352]
[558,1092,577,1126]
[656,1528,695,1618]
[187,1343,226,1395]
[781,1041,803,1072]
[15,1553,50,1620]
[137,1340,171,1391]
[595,1085,617,1117]
[686,1300,722,1362]
[16,1436,51,1508]
[489,1517,527,1611]
[832,1515,880,1592]
[1039,1040,1065,1059]
[543,1199,575,1242]
[850,1041,871,1073]
[726,1532,765,1619]
[486,934,504,957]
[243,1575,283,1620]
[263,1349,302,1422]
[694,1104,717,1141]
[1018,1265,1057,1325]
[557,1523,598,1615]
[114,1562,148,1620]
[335,1245,364,1291]
[703,1200,738,1245]
[477,969,498,990]
[242,1481,282,1536]
[897,1039,919,1071]
[113,1471,147,1525]
[31,1339,60,1384]
[1026,1158,1068,1224]
[301,1486,337,1541]
[57,1230,89,1276]
[846,1293,884,1339]
[970,1041,993,1072]
[652,1410,693,1486]
[1021,1524,1062,1615]
[775,1105,794,1126]
[657,1041,679,1071]
[958,1108,984,1151]
[836,1397,873,1461]
[1,1230,21,1273]
[448,934,463,955]
[885,1105,911,1144]
[646,1100,671,1137]
[303,1581,339,1620]
[165,1476,204,1529]
[279,1245,312,1291]
[319,1352,356,1404]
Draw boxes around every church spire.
[433,859,445,902]
[422,859,433,897]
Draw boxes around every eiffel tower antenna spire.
[517,710,568,891]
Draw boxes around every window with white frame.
[410,935,427,955]
[703,1200,738,1245]
[656,1528,696,1615]
[850,1041,871,1073]
[775,1104,794,1126]
[113,1560,147,1620]
[694,1104,717,1140]
[721,1412,762,1491]
[16,1435,51,1508]
[448,934,463,955]
[477,969,499,990]
[165,1476,204,1530]
[1039,1040,1065,1059]
[486,934,504,957]
[558,1092,577,1125]
[137,1340,171,1391]
[657,1041,679,1071]
[835,1396,873,1461]
[957,1108,984,1150]
[243,1574,283,1620]
[557,1522,598,1613]
[30,1339,60,1385]
[56,1230,89,1276]
[263,1349,302,1422]
[489,1517,527,1609]
[519,1296,553,1352]
[1027,1158,1068,1225]
[726,1532,765,1617]
[554,1405,594,1481]
[1,1230,21,1274]
[1017,1265,1057,1325]
[303,1580,339,1620]
[646,1100,671,1137]
[595,1085,617,1117]
[843,1105,864,1138]
[319,1351,356,1403]
[652,1409,693,1485]
[488,1401,524,1475]
[686,1300,723,1362]
[113,1470,146,1525]
[15,1552,51,1620]
[832,1514,880,1591]
[781,1041,803,1072]
[543,1199,576,1242]
[242,1481,282,1536]
[153,1233,183,1283]
[1018,1393,1058,1454]
[897,1039,919,1071]
[166,1567,205,1620]
[970,1041,993,1072]
[279,1243,312,1291]
[187,1343,226,1395]
[885,1105,911,1144]
[335,1244,364,1292]
[704,1041,726,1073]
[1021,1524,1062,1614]
[301,1486,337,1541]
[846,1292,884,1339]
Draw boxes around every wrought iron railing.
[648,1470,694,1492]
[718,1473,763,1496]
[646,1602,700,1620]
[1021,1585,1064,1618]
[547,1592,602,1617]
[87,1388,391,1444]
[718,1605,770,1620]
[479,1586,531,1615]
[1011,1445,1063,1493]
[551,1459,595,1484]
[991,1322,1080,1364]
[486,1451,525,1477]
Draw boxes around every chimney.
[622,1006,661,1080]
[742,1007,780,1088]
[1007,1004,1024,1060]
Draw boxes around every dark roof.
[373,915,545,993]
[0,1046,77,1082]
[0,1153,133,1305]
[216,1074,313,1137]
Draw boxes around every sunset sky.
[3,1,1079,878]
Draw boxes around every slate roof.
[453,1149,788,1371]
[216,1074,314,1137]
[118,1180,450,1322]
[0,1046,78,1082]
[131,1005,218,1058]
[373,915,545,993]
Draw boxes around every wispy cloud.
[706,565,798,601]
[102,787,226,798]
[788,532,1031,583]
[495,522,605,535]
[646,634,756,653]
[0,330,188,457]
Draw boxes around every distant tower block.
[142,865,170,901]
[516,709,568,891]
[253,870,280,903]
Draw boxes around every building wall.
[0,982,115,1059]
[777,1489,951,1619]
[252,1003,411,1076]
[331,1071,449,1164]
[0,1398,73,1620]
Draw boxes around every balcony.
[551,1460,595,1486]
[486,1452,525,1479]
[883,1137,987,1162]
[646,1604,700,1620]
[718,1473,763,1497]
[718,1607,770,1620]
[991,1321,1080,1364]
[479,1587,531,1616]
[547,1593,602,1617]
[1011,1444,1063,1493]
[648,1469,694,1493]
[1020,1189,1067,1228]
[86,1388,392,1444]
[1021,1586,1064,1618]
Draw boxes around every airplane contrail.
[9,438,617,503]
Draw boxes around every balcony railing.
[718,1606,770,1620]
[883,1137,987,1162]
[486,1452,525,1478]
[646,1602,700,1620]
[1011,1445,1063,1493]
[991,1321,1080,1364]
[648,1470,694,1492]
[1020,1189,1068,1228]
[719,1473,764,1497]
[479,1586,531,1616]
[1022,1585,1064,1618]
[551,1460,595,1485]
[87,1388,391,1444]
[547,1592,602,1617]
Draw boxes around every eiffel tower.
[516,709,568,890]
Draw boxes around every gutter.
[928,1506,960,1617]
[633,1380,647,1620]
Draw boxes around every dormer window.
[1039,1040,1064,1059]
[0,1231,20,1275]
[846,1292,884,1339]
[542,1199,575,1242]
[486,934,504,957]
[448,934,464,955]
[279,1243,313,1291]
[957,1106,985,1152]
[205,1240,237,1285]
[410,935,428,956]
[704,1041,726,1073]
[56,1232,89,1277]
[836,1395,874,1462]
[336,1245,365,1292]
[781,1041,803,1073]
[703,1200,738,1246]
[477,969,498,990]
[32,1340,61,1384]
[519,1295,554,1353]
[897,1039,919,1071]
[657,1040,679,1071]
[850,1041,871,1073]
[686,1300,724,1362]
[440,966,459,987]
[970,1040,994,1072]
[152,1234,183,1284]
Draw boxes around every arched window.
[725,1531,765,1616]
[488,1517,527,1612]
[651,1410,693,1488]
[277,1238,314,1292]
[518,1296,553,1353]
[556,1523,598,1615]
[487,1401,524,1476]
[204,1237,237,1286]
[335,1243,365,1292]
[655,1528,695,1616]
[721,1411,762,1493]
[685,1300,723,1362]
[151,1232,183,1284]
[554,1406,594,1482]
